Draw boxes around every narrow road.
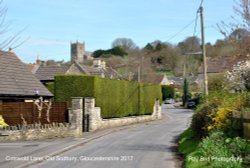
[0,104,193,168]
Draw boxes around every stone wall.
[0,123,76,141]
[0,97,83,141]
[0,97,162,141]
[84,97,162,132]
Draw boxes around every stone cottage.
[0,51,53,102]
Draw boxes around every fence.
[233,111,250,139]
[0,102,68,126]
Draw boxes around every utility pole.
[199,6,208,95]
[138,65,140,82]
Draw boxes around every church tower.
[70,41,85,63]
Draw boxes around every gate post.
[69,97,83,137]
[84,97,101,132]
[153,99,162,119]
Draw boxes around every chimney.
[36,55,42,65]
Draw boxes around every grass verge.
[178,128,209,168]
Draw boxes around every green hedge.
[54,75,162,118]
[45,82,55,94]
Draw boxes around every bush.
[191,103,217,138]
[199,130,249,168]
[208,73,227,91]
[191,91,249,138]
[161,85,175,100]
[0,115,8,127]
[54,75,162,118]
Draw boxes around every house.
[146,75,172,85]
[33,41,120,83]
[197,56,246,91]
[167,77,184,86]
[198,56,240,75]
[0,51,53,102]
[34,63,69,83]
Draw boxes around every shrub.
[208,92,248,134]
[161,85,175,100]
[191,91,249,138]
[226,60,250,91]
[208,73,227,91]
[54,75,162,118]
[191,102,217,138]
[198,130,249,168]
[0,115,8,127]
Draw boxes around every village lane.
[33,104,193,168]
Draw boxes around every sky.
[3,0,236,63]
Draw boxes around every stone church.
[32,41,120,84]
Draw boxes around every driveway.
[0,104,193,168]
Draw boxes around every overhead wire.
[165,18,197,43]
[190,0,205,51]
[166,0,205,44]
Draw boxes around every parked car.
[187,99,197,108]
[164,98,175,104]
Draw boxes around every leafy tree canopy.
[93,47,127,58]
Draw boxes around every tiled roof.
[35,65,69,81]
[35,61,120,81]
[72,61,120,78]
[74,61,103,76]
[26,64,35,72]
[199,56,244,73]
[144,75,164,84]
[0,51,53,98]
[100,67,120,78]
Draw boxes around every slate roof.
[35,65,69,81]
[73,61,120,78]
[73,61,103,76]
[144,75,165,84]
[168,77,184,85]
[198,56,244,74]
[0,51,53,98]
[34,60,120,81]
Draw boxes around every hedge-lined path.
[21,104,192,168]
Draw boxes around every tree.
[177,36,200,54]
[110,47,128,56]
[143,43,154,51]
[216,1,250,56]
[229,28,250,41]
[182,78,191,106]
[162,85,175,100]
[155,43,163,51]
[233,0,250,31]
[92,49,106,58]
[217,0,250,36]
[176,36,202,76]
[226,60,250,91]
[92,47,127,58]
[112,38,138,51]
[0,0,21,50]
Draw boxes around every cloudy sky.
[3,0,235,63]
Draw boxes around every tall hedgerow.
[54,75,162,118]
